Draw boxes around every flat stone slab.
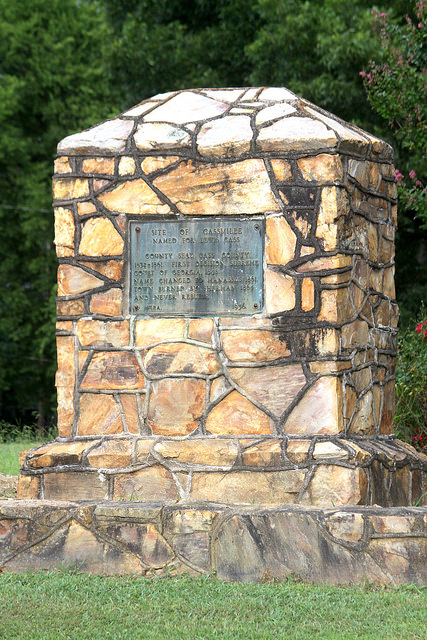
[1,499,425,584]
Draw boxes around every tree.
[360,1,427,324]
[0,0,116,428]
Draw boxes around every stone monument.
[3,88,426,582]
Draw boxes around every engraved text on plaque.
[129,218,264,316]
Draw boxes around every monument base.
[18,436,426,508]
[1,499,426,584]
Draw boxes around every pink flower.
[409,169,416,179]
[416,180,423,187]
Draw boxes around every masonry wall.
[19,88,423,506]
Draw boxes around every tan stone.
[126,441,151,467]
[98,179,171,215]
[147,378,205,436]
[57,265,104,295]
[257,117,337,152]
[349,391,375,435]
[153,159,281,216]
[296,254,352,273]
[210,376,229,401]
[82,157,115,175]
[87,440,132,468]
[270,159,292,182]
[341,440,372,463]
[229,365,306,417]
[325,512,364,541]
[348,159,369,185]
[265,216,296,265]
[197,115,252,158]
[79,218,124,256]
[301,278,315,311]
[318,290,337,322]
[56,320,73,333]
[265,271,295,313]
[28,442,88,468]
[77,393,123,435]
[54,157,71,174]
[383,266,395,298]
[188,318,214,343]
[304,465,367,506]
[313,442,348,460]
[56,335,75,387]
[290,210,311,239]
[135,318,186,347]
[80,260,123,281]
[145,343,220,375]
[57,386,74,437]
[297,154,343,182]
[141,156,181,174]
[54,207,75,257]
[81,352,145,390]
[286,440,311,464]
[191,469,306,504]
[117,156,136,176]
[242,440,283,466]
[284,377,342,434]
[300,245,315,257]
[57,298,85,317]
[371,515,416,535]
[76,320,129,348]
[44,471,107,500]
[341,320,369,349]
[321,271,350,286]
[77,201,97,216]
[79,351,89,372]
[380,380,395,434]
[90,289,123,316]
[222,330,290,362]
[121,394,140,434]
[206,391,273,435]
[309,360,351,374]
[317,187,349,251]
[113,466,178,501]
[16,475,40,499]
[53,178,89,200]
[154,440,238,466]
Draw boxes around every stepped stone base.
[18,437,427,508]
[0,500,426,584]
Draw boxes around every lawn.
[0,441,41,475]
[0,573,425,640]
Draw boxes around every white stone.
[259,87,297,101]
[197,116,253,158]
[242,88,261,100]
[203,89,245,103]
[58,119,133,153]
[256,103,297,126]
[134,123,191,151]
[305,107,368,148]
[143,91,229,124]
[313,442,348,460]
[257,117,337,152]
[123,101,159,117]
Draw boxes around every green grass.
[0,573,425,640]
[0,441,41,475]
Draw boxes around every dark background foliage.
[0,0,425,431]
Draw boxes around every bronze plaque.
[129,218,264,316]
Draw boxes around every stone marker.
[9,87,426,583]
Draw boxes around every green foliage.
[360,2,427,325]
[0,573,426,639]
[247,0,384,131]
[394,310,427,444]
[0,0,117,427]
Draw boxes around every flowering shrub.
[395,311,427,449]
[360,1,426,229]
